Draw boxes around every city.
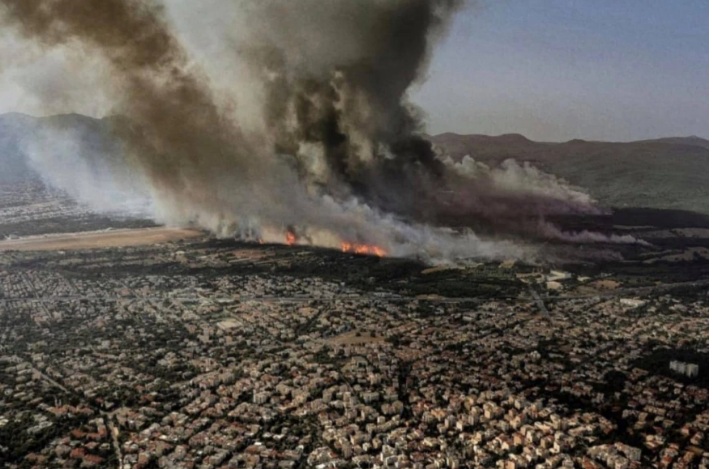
[0,238,707,468]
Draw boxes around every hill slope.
[431,133,708,214]
[0,113,708,215]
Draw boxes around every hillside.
[0,113,708,215]
[431,133,709,214]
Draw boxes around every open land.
[0,227,203,251]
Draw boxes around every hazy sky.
[0,1,707,142]
[412,1,709,141]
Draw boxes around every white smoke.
[536,220,650,245]
[22,124,155,217]
[449,155,595,207]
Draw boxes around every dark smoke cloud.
[221,0,601,232]
[0,0,632,261]
[242,1,459,217]
[2,0,266,219]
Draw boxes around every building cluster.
[0,179,91,237]
[669,361,700,378]
[0,241,708,468]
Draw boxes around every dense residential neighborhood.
[0,239,707,468]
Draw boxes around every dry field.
[326,330,386,346]
[0,227,203,251]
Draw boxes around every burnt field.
[7,225,703,305]
[549,207,708,286]
[2,210,708,297]
[551,207,708,239]
[0,176,706,301]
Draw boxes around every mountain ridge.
[430,131,708,147]
[429,132,708,215]
[0,113,708,215]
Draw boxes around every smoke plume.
[0,0,632,261]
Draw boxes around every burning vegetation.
[341,242,387,258]
[285,228,297,246]
[0,0,640,262]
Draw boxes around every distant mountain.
[0,113,708,215]
[637,136,708,149]
[430,132,709,214]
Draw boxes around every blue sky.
[0,1,706,142]
[412,1,709,141]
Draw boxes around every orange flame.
[285,231,297,245]
[341,242,387,257]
